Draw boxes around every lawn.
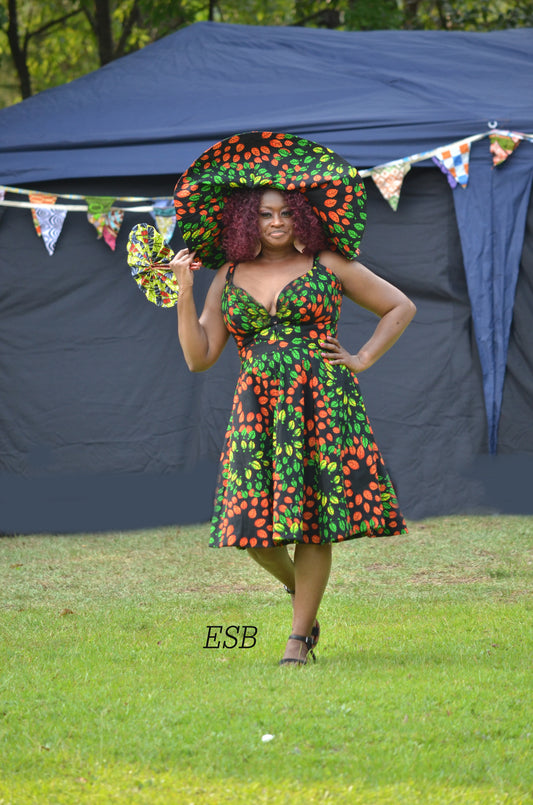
[0,516,532,804]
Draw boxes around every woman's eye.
[281,210,292,217]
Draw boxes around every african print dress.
[209,256,407,549]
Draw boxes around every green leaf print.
[211,237,407,549]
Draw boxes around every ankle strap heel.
[278,633,317,666]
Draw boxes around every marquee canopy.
[0,23,532,182]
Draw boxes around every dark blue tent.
[1,22,532,531]
[1,23,533,181]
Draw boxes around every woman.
[170,184,415,666]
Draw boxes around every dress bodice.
[222,255,344,359]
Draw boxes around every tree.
[2,0,88,100]
[1,0,532,109]
[0,0,204,106]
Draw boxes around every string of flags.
[0,189,177,256]
[358,128,533,209]
[1,128,532,255]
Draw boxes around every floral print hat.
[174,131,366,270]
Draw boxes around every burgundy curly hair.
[221,189,327,262]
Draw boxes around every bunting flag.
[431,156,458,188]
[34,206,67,255]
[489,132,522,167]
[433,141,471,187]
[29,192,67,253]
[86,196,115,217]
[29,192,57,237]
[151,198,176,243]
[0,128,531,261]
[86,196,124,250]
[371,162,411,211]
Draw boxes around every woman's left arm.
[318,251,416,373]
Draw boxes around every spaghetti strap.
[226,262,237,280]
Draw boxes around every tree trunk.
[403,0,421,28]
[7,0,32,98]
[92,0,114,65]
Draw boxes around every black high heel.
[283,585,320,649]
[278,634,317,666]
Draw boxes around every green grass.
[0,516,532,804]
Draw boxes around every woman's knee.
[247,545,289,567]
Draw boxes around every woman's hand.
[319,335,367,374]
[168,248,201,292]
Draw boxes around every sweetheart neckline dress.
[209,255,407,548]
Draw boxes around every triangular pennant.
[151,200,176,243]
[88,207,124,250]
[86,197,123,249]
[489,132,522,167]
[434,141,470,187]
[371,162,411,211]
[102,208,124,250]
[29,192,58,238]
[151,197,173,212]
[33,206,67,255]
[431,156,458,188]
[85,196,115,216]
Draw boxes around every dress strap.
[226,262,237,281]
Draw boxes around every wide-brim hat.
[174,131,366,269]
[127,223,179,307]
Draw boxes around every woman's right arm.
[169,249,230,372]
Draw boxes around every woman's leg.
[247,545,295,591]
[248,542,332,663]
[282,543,332,662]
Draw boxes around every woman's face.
[257,190,294,248]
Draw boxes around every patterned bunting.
[34,206,67,255]
[431,156,458,188]
[86,196,123,250]
[0,128,530,257]
[371,162,411,211]
[28,192,67,254]
[151,198,176,243]
[85,196,115,217]
[29,192,57,237]
[433,141,471,187]
[489,132,522,167]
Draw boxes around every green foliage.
[344,0,404,30]
[404,0,533,30]
[211,0,293,26]
[1,0,532,108]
